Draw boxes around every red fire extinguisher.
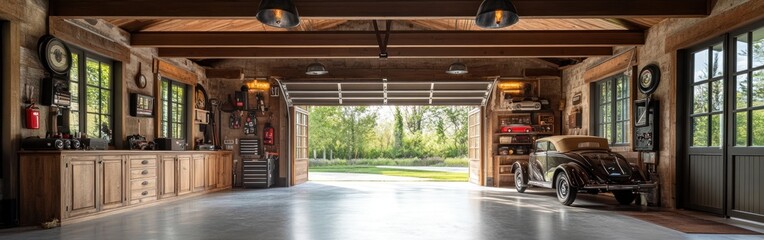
[26,103,41,129]
[263,123,275,145]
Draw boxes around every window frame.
[592,73,631,146]
[159,77,188,140]
[68,47,115,140]
[730,26,764,147]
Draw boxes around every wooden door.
[192,154,206,192]
[207,154,218,189]
[160,155,177,198]
[468,108,483,185]
[65,155,99,218]
[292,106,309,186]
[177,155,192,195]
[100,155,126,210]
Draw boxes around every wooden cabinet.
[19,151,233,226]
[64,155,99,218]
[128,155,157,205]
[207,154,218,189]
[177,155,192,196]
[159,155,177,199]
[491,112,558,187]
[100,155,126,210]
[192,154,206,192]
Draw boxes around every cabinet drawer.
[130,168,157,179]
[131,188,157,199]
[130,178,157,191]
[130,158,157,168]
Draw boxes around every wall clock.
[37,35,72,76]
[638,64,661,94]
[135,62,148,89]
[195,84,208,110]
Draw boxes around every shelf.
[498,143,532,145]
[494,132,547,136]
[494,155,530,159]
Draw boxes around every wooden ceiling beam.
[50,0,709,19]
[132,31,644,48]
[157,47,613,59]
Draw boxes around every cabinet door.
[206,154,218,188]
[192,155,206,192]
[65,156,99,218]
[160,155,177,198]
[218,154,227,188]
[100,155,126,210]
[177,155,192,195]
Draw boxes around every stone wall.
[560,0,760,208]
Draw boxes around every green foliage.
[309,106,472,160]
[309,166,468,182]
[309,157,467,167]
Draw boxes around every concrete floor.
[309,172,428,181]
[3,182,763,240]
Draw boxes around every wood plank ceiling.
[49,0,709,60]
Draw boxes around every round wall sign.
[38,35,73,76]
[135,74,148,89]
[639,64,661,94]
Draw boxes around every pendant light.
[256,0,301,28]
[446,62,469,75]
[475,0,519,29]
[305,63,329,76]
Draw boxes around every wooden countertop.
[19,150,232,154]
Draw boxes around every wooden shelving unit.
[492,112,557,187]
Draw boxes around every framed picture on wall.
[129,93,154,117]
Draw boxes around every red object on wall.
[25,104,41,129]
[263,123,275,145]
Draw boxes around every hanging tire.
[515,168,527,193]
[556,172,578,206]
[613,190,637,205]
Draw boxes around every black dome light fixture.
[256,0,301,28]
[475,0,519,29]
[305,62,329,76]
[446,62,469,75]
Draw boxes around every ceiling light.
[475,0,519,29]
[305,63,329,75]
[446,62,469,75]
[256,0,300,28]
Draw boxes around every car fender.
[553,163,590,188]
[512,160,529,185]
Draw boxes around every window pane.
[100,89,111,114]
[87,113,100,138]
[692,116,709,147]
[70,82,79,109]
[753,109,764,146]
[100,62,111,87]
[101,115,111,135]
[736,112,748,146]
[161,81,169,101]
[753,70,764,107]
[711,80,723,112]
[616,123,624,144]
[712,44,724,78]
[753,27,764,68]
[693,84,709,113]
[86,86,100,113]
[86,58,100,86]
[70,111,80,134]
[737,74,749,109]
[161,100,169,121]
[694,49,709,82]
[710,114,722,147]
[736,34,750,72]
[70,53,79,81]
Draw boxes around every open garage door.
[291,106,309,186]
[468,108,483,185]
[279,79,494,106]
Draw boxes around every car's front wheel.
[556,172,578,206]
[515,168,526,193]
[613,190,637,205]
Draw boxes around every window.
[69,49,114,139]
[160,78,187,139]
[690,43,725,147]
[535,141,548,152]
[593,74,630,145]
[732,26,764,146]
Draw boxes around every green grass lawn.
[309,166,467,182]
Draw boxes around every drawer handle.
[141,170,149,175]
[142,181,149,186]
[141,160,149,165]
[141,191,148,196]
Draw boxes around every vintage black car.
[513,135,656,206]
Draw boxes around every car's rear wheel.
[613,190,637,205]
[515,168,526,193]
[556,172,577,206]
